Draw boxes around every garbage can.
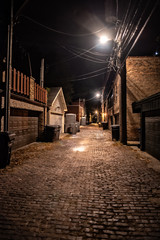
[68,123,77,134]
[111,125,120,141]
[76,122,80,132]
[44,125,61,142]
[101,122,108,130]
[0,132,16,168]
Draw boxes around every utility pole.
[4,0,13,132]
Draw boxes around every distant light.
[95,110,98,114]
[155,51,159,56]
[99,35,109,44]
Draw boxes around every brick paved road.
[0,125,160,240]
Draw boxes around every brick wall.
[126,56,160,140]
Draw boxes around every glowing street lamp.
[96,93,101,98]
[99,35,109,44]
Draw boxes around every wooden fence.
[11,68,47,104]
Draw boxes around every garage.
[132,92,160,160]
[10,109,39,149]
[48,87,67,133]
[145,116,160,160]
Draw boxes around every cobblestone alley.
[0,125,160,240]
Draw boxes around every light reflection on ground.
[72,146,86,152]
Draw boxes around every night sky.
[1,0,160,105]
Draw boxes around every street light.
[99,35,110,44]
[96,93,101,98]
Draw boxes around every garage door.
[10,109,39,149]
[145,116,160,160]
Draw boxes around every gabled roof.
[48,87,67,111]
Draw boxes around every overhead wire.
[120,0,141,46]
[103,0,157,95]
[120,0,159,70]
[121,0,151,52]
[59,43,107,64]
[70,66,107,78]
[70,47,106,63]
[22,15,105,37]
[103,0,147,92]
[116,0,132,43]
[70,71,107,82]
[69,45,107,57]
[48,42,106,67]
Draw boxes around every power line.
[49,42,106,67]
[22,15,105,37]
[58,43,107,64]
[70,66,107,78]
[120,0,159,69]
[70,71,106,82]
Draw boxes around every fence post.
[17,71,20,93]
[21,72,23,94]
[29,76,35,101]
[13,68,16,92]
[24,75,26,95]
[27,77,29,96]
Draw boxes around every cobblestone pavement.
[0,125,160,240]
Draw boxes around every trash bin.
[0,132,16,168]
[68,123,77,134]
[111,125,119,141]
[44,125,61,142]
[101,122,108,130]
[76,122,80,132]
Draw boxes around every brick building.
[104,56,160,142]
[126,56,160,140]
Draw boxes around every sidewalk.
[0,125,160,239]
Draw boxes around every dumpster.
[101,122,108,130]
[0,132,16,168]
[111,125,119,141]
[44,125,61,142]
